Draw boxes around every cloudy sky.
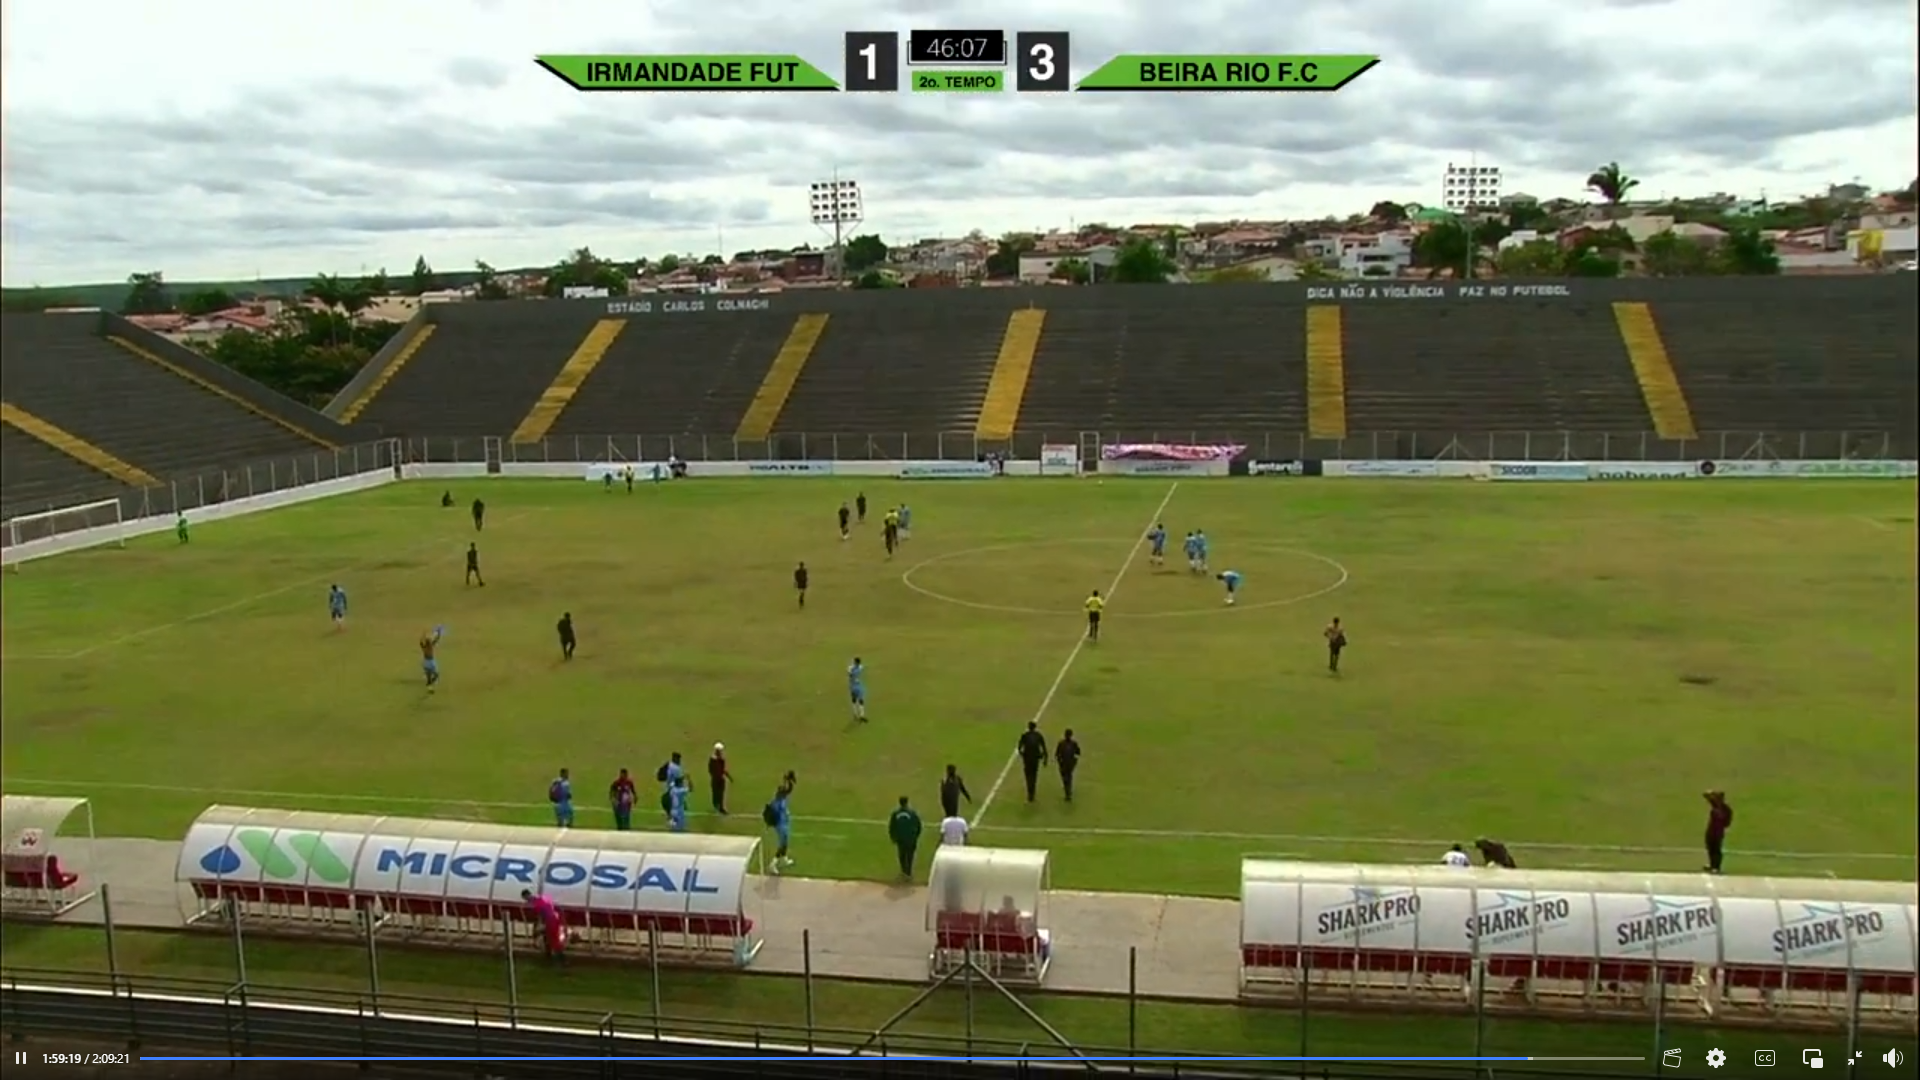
[2,0,1914,286]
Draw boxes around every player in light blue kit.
[328,584,348,629]
[1194,530,1211,574]
[1146,524,1168,566]
[419,626,445,691]
[847,656,868,722]
[898,504,912,540]
[1183,531,1200,573]
[1216,569,1242,605]
[666,775,690,832]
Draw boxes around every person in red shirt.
[1703,790,1733,874]
[708,744,733,815]
[521,889,566,962]
[609,769,638,831]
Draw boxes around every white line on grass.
[2,776,1906,864]
[8,511,535,661]
[970,483,1180,829]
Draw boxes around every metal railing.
[399,429,1908,466]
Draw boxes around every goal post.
[1,497,127,568]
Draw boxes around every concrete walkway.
[36,839,1244,1002]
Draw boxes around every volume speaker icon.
[1884,1048,1906,1068]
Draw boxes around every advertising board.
[1589,463,1697,480]
[1040,444,1079,475]
[1701,459,1918,479]
[1488,462,1590,482]
[898,462,994,479]
[1326,460,1440,478]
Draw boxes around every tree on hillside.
[1051,258,1091,285]
[408,256,437,296]
[1206,264,1270,284]
[363,269,390,298]
[1368,200,1407,223]
[543,247,629,297]
[180,288,240,316]
[473,260,510,301]
[1109,239,1173,283]
[844,233,889,273]
[1494,239,1560,277]
[1411,221,1473,278]
[852,269,900,289]
[304,274,372,347]
[985,234,1037,279]
[195,311,404,408]
[1713,228,1781,275]
[1640,229,1711,276]
[656,254,682,275]
[1586,162,1640,218]
[1503,200,1553,231]
[122,272,171,315]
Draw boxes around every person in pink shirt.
[520,889,566,961]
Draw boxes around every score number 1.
[844,31,900,92]
[1016,32,1071,92]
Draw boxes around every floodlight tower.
[809,177,863,278]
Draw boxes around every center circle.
[899,538,1350,619]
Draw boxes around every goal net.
[1,497,127,568]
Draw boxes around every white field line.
[971,483,1179,828]
[4,512,535,662]
[1,776,1908,863]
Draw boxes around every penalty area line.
[1,776,1909,863]
[971,482,1179,830]
[8,511,537,662]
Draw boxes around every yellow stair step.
[510,319,628,444]
[1305,305,1347,440]
[1611,301,1697,440]
[1,401,159,487]
[341,324,437,423]
[736,313,829,441]
[975,309,1047,441]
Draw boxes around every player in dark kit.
[939,765,972,818]
[837,503,851,540]
[556,612,576,659]
[1702,790,1733,874]
[1474,837,1517,868]
[856,492,868,523]
[794,562,809,608]
[1017,721,1049,802]
[465,543,485,587]
[882,510,899,559]
[1324,617,1346,674]
[471,498,486,531]
[1055,729,1082,802]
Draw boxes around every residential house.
[1017,246,1118,284]
[1302,230,1413,277]
[1209,256,1300,282]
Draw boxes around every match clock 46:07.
[908,30,1008,66]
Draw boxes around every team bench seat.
[2,853,82,915]
[933,910,1049,980]
[1242,945,1696,989]
[1720,964,1914,997]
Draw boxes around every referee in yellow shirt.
[1084,590,1105,642]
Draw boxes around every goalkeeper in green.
[175,513,189,544]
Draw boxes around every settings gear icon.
[1705,1048,1727,1068]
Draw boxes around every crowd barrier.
[1239,860,1918,1027]
[175,805,763,968]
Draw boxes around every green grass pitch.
[2,478,1915,894]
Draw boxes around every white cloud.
[2,0,1914,285]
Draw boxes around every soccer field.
[2,477,1915,895]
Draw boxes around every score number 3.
[1026,42,1054,83]
[1014,32,1070,92]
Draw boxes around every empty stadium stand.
[553,315,799,444]
[1653,277,1918,454]
[0,421,129,516]
[1340,295,1648,441]
[1013,287,1309,439]
[337,320,436,423]
[101,314,360,445]
[768,307,1008,445]
[353,303,587,436]
[0,314,331,483]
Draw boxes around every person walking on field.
[1703,790,1733,874]
[888,796,924,881]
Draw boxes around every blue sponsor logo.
[373,848,718,894]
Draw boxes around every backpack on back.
[548,780,564,803]
[761,802,780,827]
[655,762,670,783]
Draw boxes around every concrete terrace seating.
[549,315,796,442]
[1014,290,1308,440]
[0,314,324,480]
[0,424,129,517]
[1341,298,1647,440]
[355,303,584,436]
[1654,277,1918,454]
[770,309,1007,442]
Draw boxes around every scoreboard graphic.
[535,35,1378,95]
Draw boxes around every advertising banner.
[1329,460,1440,478]
[742,461,835,476]
[1489,462,1590,482]
[1590,463,1698,480]
[1247,460,1322,477]
[1040,445,1079,474]
[1700,459,1918,479]
[899,462,994,479]
[1099,459,1229,477]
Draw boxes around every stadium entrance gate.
[1077,432,1102,464]
[483,436,504,475]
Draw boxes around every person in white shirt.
[1442,844,1472,868]
[939,815,970,847]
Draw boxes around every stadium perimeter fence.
[407,428,1905,468]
